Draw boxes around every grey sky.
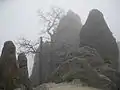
[0,0,120,74]
[0,0,120,47]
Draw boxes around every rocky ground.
[15,79,101,90]
[34,82,100,90]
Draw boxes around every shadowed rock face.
[80,9,119,70]
[18,53,28,69]
[1,41,16,57]
[117,42,120,71]
[53,10,82,51]
[49,46,116,90]
[0,41,17,76]
[0,41,18,90]
[18,53,33,90]
[30,43,51,87]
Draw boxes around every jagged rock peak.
[89,9,103,17]
[65,10,82,24]
[56,10,82,30]
[66,10,81,20]
[85,9,106,26]
[53,9,82,51]
[80,9,119,70]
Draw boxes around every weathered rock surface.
[30,43,51,86]
[50,58,115,90]
[72,46,105,69]
[80,9,119,70]
[53,10,82,51]
[0,41,18,90]
[49,46,117,90]
[117,41,120,71]
[0,41,34,90]
[18,53,33,90]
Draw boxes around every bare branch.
[16,37,39,55]
[16,7,65,56]
[38,7,65,41]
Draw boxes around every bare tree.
[38,7,65,42]
[16,37,39,55]
[17,7,65,55]
[16,7,65,84]
[38,7,65,72]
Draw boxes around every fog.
[0,0,120,74]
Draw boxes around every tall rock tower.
[80,9,119,70]
[53,10,82,51]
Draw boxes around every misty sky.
[0,0,120,74]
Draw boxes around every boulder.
[80,9,119,70]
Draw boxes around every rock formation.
[117,41,120,71]
[0,41,18,90]
[30,42,51,87]
[18,53,33,90]
[30,10,82,86]
[53,10,82,51]
[80,9,119,70]
[49,46,116,90]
